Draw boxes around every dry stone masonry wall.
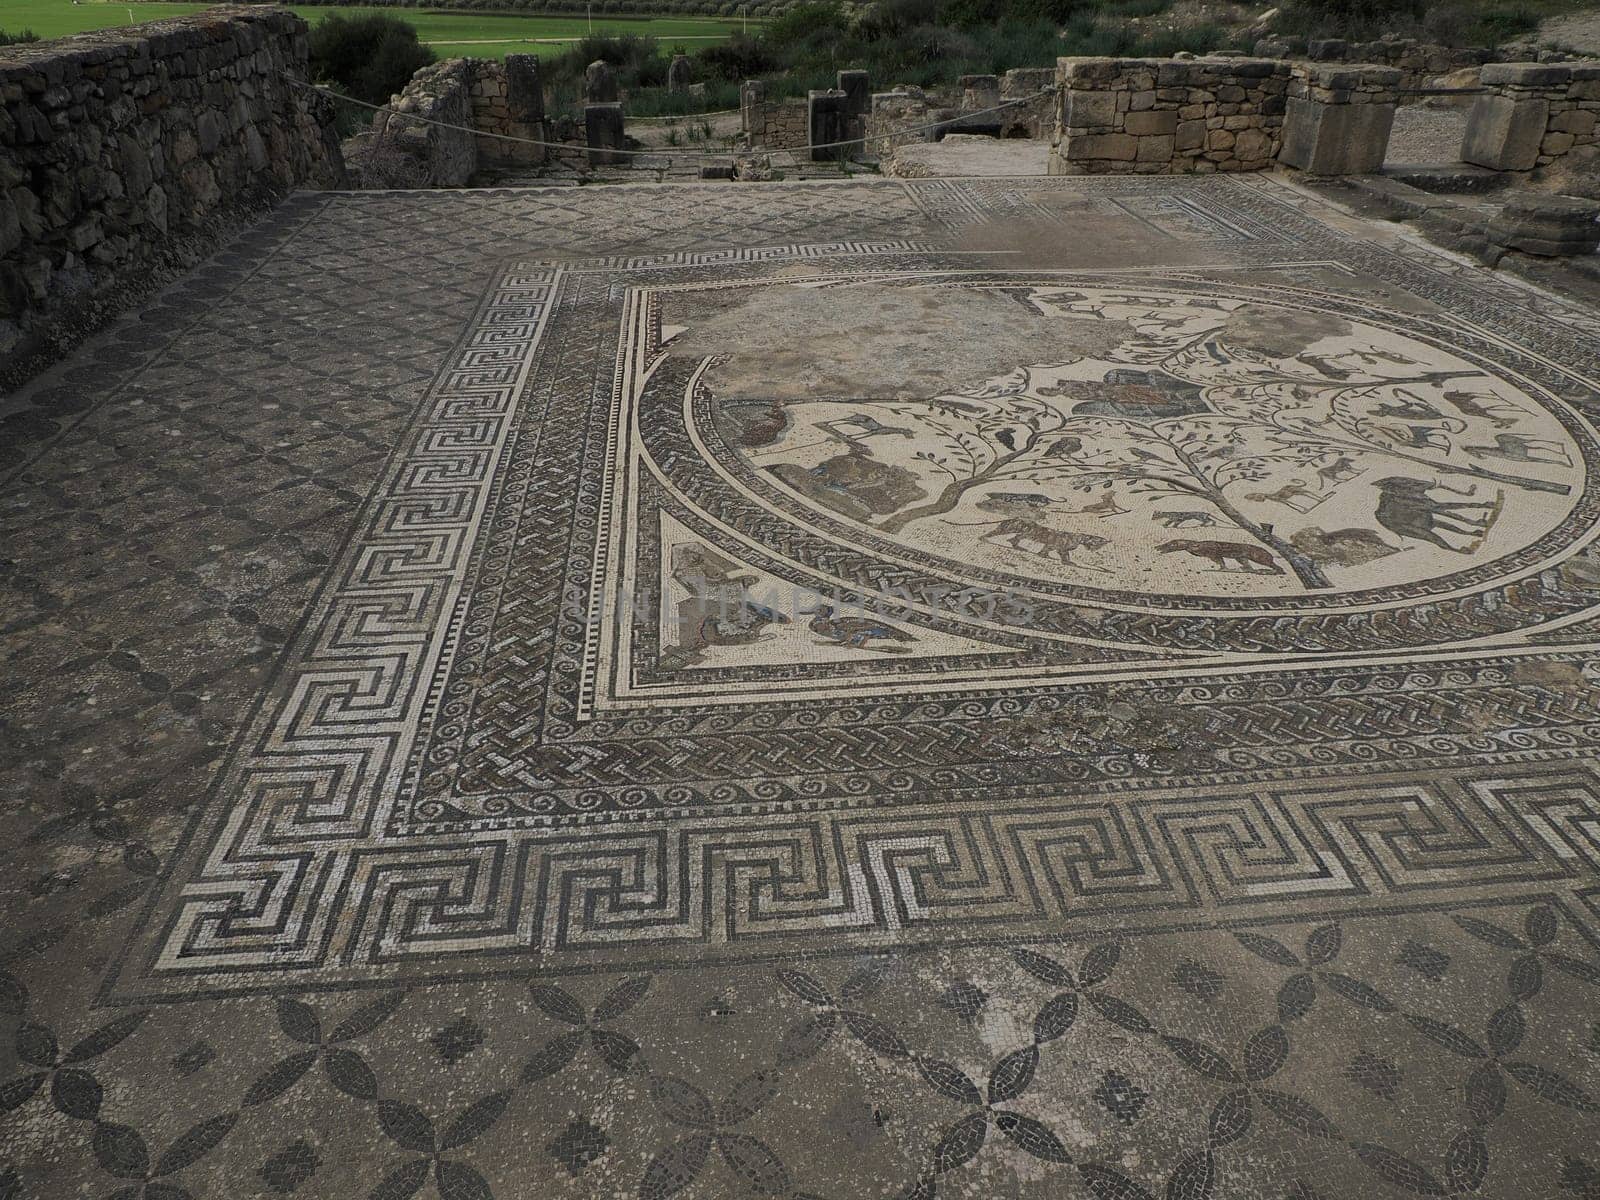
[0,5,343,378]
[364,55,544,187]
[740,82,808,151]
[1253,34,1501,93]
[747,67,1057,158]
[1463,63,1600,172]
[1049,57,1289,175]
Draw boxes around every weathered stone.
[584,102,625,165]
[583,60,618,104]
[1485,193,1600,256]
[1066,132,1137,161]
[1279,95,1395,174]
[836,70,870,117]
[1234,127,1273,160]
[808,89,848,161]
[503,55,543,125]
[1135,134,1174,162]
[666,54,691,94]
[1064,90,1118,129]
[1543,131,1577,156]
[1480,62,1572,88]
[1174,120,1206,151]
[1124,109,1177,136]
[1549,109,1597,138]
[1461,94,1550,171]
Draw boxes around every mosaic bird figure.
[800,604,916,652]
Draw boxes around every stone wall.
[359,55,544,187]
[999,68,1056,138]
[1049,57,1288,175]
[1253,34,1500,93]
[740,81,807,150]
[368,58,475,186]
[468,56,544,167]
[1463,63,1600,172]
[1,6,343,380]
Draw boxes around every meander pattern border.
[103,178,1600,1001]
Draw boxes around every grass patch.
[2,2,749,59]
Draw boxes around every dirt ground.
[1540,6,1600,52]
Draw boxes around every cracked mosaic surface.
[4,175,1600,1198]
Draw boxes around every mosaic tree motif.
[740,287,1584,597]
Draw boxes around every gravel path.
[1386,104,1469,164]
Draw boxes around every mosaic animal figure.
[1290,526,1401,568]
[1371,477,1501,553]
[1154,510,1220,529]
[1463,433,1572,467]
[977,492,1057,514]
[981,519,1110,568]
[801,604,916,652]
[817,414,914,444]
[1316,455,1360,489]
[1076,491,1128,518]
[1372,423,1457,453]
[1157,539,1284,575]
[1244,479,1320,511]
[1372,393,1444,422]
[660,544,790,668]
[1442,389,1524,429]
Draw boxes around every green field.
[1,3,751,57]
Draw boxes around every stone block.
[1234,127,1273,160]
[584,102,625,165]
[837,70,870,116]
[1064,89,1119,129]
[504,55,543,125]
[667,54,691,94]
[1479,62,1571,88]
[1550,109,1597,137]
[1461,94,1550,170]
[1124,109,1177,136]
[808,89,848,160]
[583,60,618,104]
[1542,131,1577,156]
[1279,95,1394,174]
[1064,132,1137,161]
[1175,120,1205,151]
[1485,193,1600,256]
[1135,134,1174,162]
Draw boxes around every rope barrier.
[290,75,1057,160]
[629,107,743,121]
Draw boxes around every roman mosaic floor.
[4,174,1600,1199]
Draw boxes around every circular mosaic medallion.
[702,283,1595,609]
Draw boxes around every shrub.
[309,14,435,106]
[1275,0,1426,39]
[694,31,779,80]
[0,28,40,45]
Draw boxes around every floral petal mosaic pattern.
[4,175,1600,1199]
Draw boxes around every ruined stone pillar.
[808,89,847,161]
[500,55,545,166]
[1461,63,1579,171]
[667,55,692,94]
[740,79,765,149]
[1279,64,1401,175]
[836,71,870,157]
[585,103,626,165]
[504,55,544,126]
[584,61,619,105]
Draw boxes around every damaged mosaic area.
[5,175,1600,1199]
